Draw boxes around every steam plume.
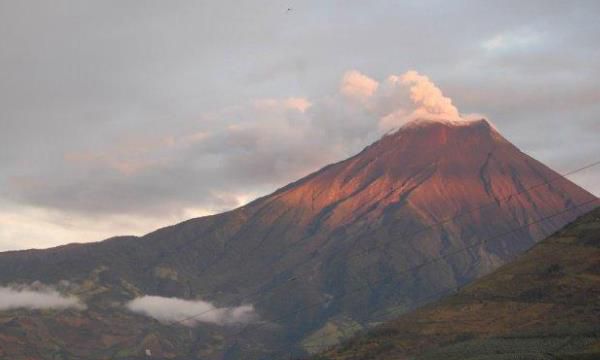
[399,70,460,120]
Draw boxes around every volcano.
[0,118,596,359]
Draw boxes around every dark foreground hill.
[312,205,600,360]
[0,118,596,359]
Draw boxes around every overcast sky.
[1,0,599,251]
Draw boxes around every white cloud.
[482,29,542,52]
[126,295,257,326]
[0,283,85,311]
[340,70,379,101]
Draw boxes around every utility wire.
[246,197,599,359]
[299,223,596,356]
[318,159,600,266]
[231,198,598,343]
[167,159,600,327]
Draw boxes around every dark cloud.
[1,0,599,249]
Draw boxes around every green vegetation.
[302,318,363,353]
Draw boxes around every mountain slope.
[313,205,600,360]
[0,118,596,359]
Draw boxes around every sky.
[0,0,599,251]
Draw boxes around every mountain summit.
[0,118,596,359]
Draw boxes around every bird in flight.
[287,7,293,12]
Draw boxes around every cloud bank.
[0,283,85,311]
[126,295,257,326]
[1,1,598,250]
[3,70,477,249]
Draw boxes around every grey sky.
[1,0,598,250]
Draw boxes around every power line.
[303,159,600,267]
[232,197,597,343]
[167,159,600,327]
[274,199,600,360]
[299,226,595,356]
[237,158,600,306]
